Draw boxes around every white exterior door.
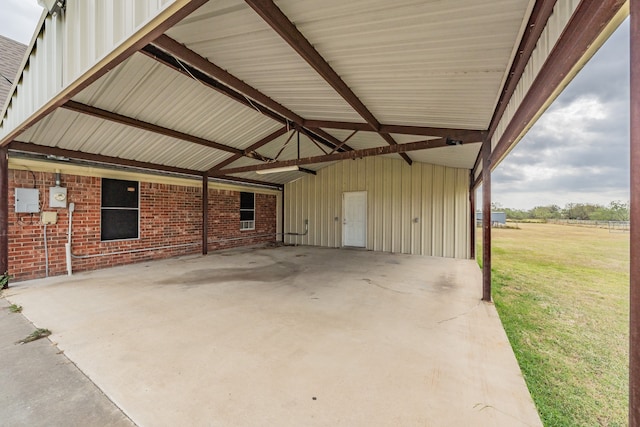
[343,191,367,247]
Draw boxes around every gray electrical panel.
[15,188,40,213]
[49,186,67,208]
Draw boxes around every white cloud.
[492,19,630,210]
[0,0,43,44]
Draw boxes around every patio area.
[4,246,541,426]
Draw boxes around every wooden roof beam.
[208,126,289,173]
[303,119,486,142]
[9,141,282,189]
[491,0,627,167]
[0,0,209,147]
[472,0,557,179]
[149,37,352,154]
[211,138,475,176]
[63,101,243,155]
[9,141,202,177]
[244,0,412,165]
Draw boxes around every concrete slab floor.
[0,299,134,426]
[4,246,542,426]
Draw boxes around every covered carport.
[1,0,638,424]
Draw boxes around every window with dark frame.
[101,178,139,241]
[240,192,255,230]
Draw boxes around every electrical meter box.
[15,188,40,213]
[41,211,57,225]
[49,186,67,208]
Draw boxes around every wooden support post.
[281,187,285,243]
[202,173,208,255]
[0,147,7,289]
[482,140,491,302]
[470,175,476,259]
[630,0,640,423]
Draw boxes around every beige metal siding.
[276,0,532,129]
[284,158,469,259]
[1,0,184,142]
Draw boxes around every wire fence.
[546,219,630,232]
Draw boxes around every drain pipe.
[285,219,308,237]
[65,202,75,276]
[43,223,49,277]
[205,221,309,245]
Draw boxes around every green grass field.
[478,223,629,426]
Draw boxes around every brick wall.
[8,169,277,281]
[207,189,276,250]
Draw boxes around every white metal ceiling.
[11,0,537,184]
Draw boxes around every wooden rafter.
[212,138,477,176]
[491,0,627,167]
[329,130,358,155]
[471,0,557,179]
[63,101,243,155]
[150,36,352,155]
[8,141,282,189]
[208,126,289,173]
[303,119,486,141]
[244,0,413,165]
[0,0,209,147]
[10,141,202,176]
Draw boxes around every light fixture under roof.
[255,165,300,175]
[38,0,66,16]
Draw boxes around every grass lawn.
[478,223,629,426]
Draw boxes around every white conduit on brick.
[43,223,49,278]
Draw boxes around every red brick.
[8,170,276,281]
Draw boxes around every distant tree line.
[490,201,630,221]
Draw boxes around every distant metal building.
[476,212,506,227]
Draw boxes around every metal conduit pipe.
[65,202,74,275]
[207,222,309,244]
[43,223,49,277]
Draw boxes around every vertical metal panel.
[284,158,470,259]
[391,160,402,253]
[1,0,183,142]
[410,164,422,255]
[401,163,412,254]
[333,161,341,247]
[421,163,433,256]
[382,159,392,251]
[442,167,456,258]
[373,157,383,251]
[431,165,444,256]
[455,169,470,259]
[321,169,329,247]
[491,0,580,151]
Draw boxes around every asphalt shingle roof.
[0,34,27,110]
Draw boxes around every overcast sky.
[0,1,631,210]
[491,18,630,209]
[0,0,42,44]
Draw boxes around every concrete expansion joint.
[437,301,482,324]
